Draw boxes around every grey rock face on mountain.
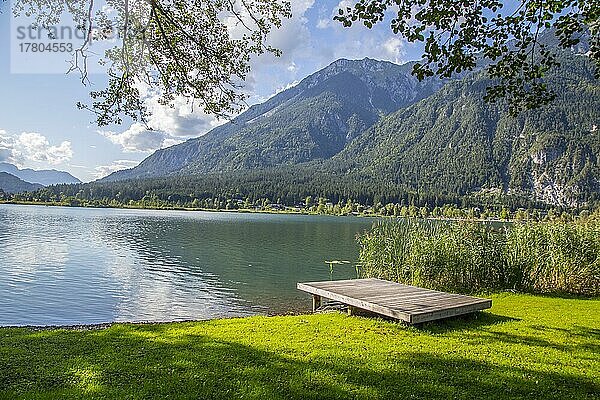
[103,58,445,181]
[0,163,81,186]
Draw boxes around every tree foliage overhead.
[10,0,290,126]
[335,0,599,114]
[8,0,598,126]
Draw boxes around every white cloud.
[17,132,73,164]
[0,130,73,166]
[317,32,408,65]
[99,94,225,153]
[145,96,223,138]
[93,159,140,179]
[275,80,301,95]
[249,0,316,68]
[316,18,331,29]
[99,123,168,153]
[381,37,405,63]
[317,0,351,29]
[311,0,408,64]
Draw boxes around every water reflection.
[0,205,372,325]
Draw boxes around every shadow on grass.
[528,324,600,340]
[342,309,518,334]
[417,311,518,334]
[512,291,600,300]
[524,325,600,353]
[1,322,598,400]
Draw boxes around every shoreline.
[4,291,596,331]
[0,310,311,331]
[0,200,509,223]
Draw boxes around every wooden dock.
[297,278,492,324]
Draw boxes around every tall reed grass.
[357,219,600,296]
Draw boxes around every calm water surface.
[0,204,373,326]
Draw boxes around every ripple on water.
[0,205,373,325]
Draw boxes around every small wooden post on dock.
[312,294,321,312]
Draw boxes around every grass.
[358,219,600,296]
[0,294,598,399]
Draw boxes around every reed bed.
[357,218,600,296]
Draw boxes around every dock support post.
[347,306,354,316]
[312,295,321,312]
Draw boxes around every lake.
[0,204,374,326]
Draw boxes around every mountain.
[0,163,81,186]
[104,58,446,181]
[0,172,43,193]
[51,45,600,208]
[326,51,600,207]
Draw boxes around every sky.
[0,0,424,182]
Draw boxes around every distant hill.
[103,58,446,181]
[0,163,81,186]
[0,172,43,193]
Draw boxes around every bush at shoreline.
[358,218,600,296]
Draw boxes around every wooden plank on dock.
[297,278,491,324]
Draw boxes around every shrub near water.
[505,220,600,295]
[358,219,600,296]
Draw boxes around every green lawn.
[1,294,598,399]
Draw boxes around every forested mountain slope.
[40,49,600,208]
[103,58,445,181]
[327,52,600,207]
[0,172,43,193]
